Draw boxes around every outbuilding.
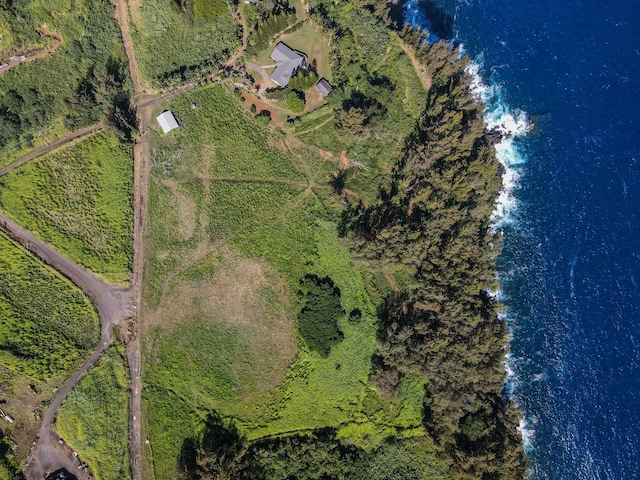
[156,111,179,134]
[315,78,333,98]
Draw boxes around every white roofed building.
[156,111,179,134]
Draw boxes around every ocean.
[405,0,640,478]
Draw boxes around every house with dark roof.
[315,78,333,98]
[270,42,307,87]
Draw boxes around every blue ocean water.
[405,0,640,478]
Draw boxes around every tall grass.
[55,344,131,480]
[130,0,241,85]
[0,131,133,283]
[0,232,99,381]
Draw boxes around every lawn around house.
[0,131,133,283]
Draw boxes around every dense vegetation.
[297,274,344,356]
[0,232,99,381]
[129,0,241,85]
[178,415,450,480]
[339,28,528,479]
[0,0,133,164]
[55,344,131,480]
[0,131,134,283]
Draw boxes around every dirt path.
[0,123,103,177]
[226,5,249,68]
[0,26,62,76]
[126,89,158,480]
[112,0,142,95]
[399,43,432,92]
[0,215,133,480]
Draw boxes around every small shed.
[315,78,333,98]
[156,111,179,134]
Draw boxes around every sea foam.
[463,57,531,229]
[464,52,536,454]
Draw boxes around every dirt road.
[112,0,142,95]
[0,123,103,177]
[0,28,62,77]
[0,215,133,480]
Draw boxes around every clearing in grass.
[54,343,131,480]
[0,131,133,284]
[140,80,427,478]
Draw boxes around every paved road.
[245,63,272,93]
[0,123,103,177]
[0,215,133,479]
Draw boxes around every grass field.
[0,131,133,283]
[0,231,99,463]
[0,0,129,165]
[128,0,241,86]
[55,344,131,480]
[141,82,426,479]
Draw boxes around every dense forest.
[339,26,528,480]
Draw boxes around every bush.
[286,90,305,114]
[297,274,344,356]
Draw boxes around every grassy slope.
[0,131,133,283]
[128,0,240,85]
[141,83,426,478]
[0,232,99,381]
[55,344,131,480]
[0,232,99,463]
[0,0,128,166]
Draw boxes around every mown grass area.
[55,344,131,480]
[128,0,241,86]
[141,81,426,478]
[0,131,133,283]
[0,232,99,464]
[0,0,130,166]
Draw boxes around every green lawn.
[141,82,425,479]
[0,131,133,284]
[55,344,131,480]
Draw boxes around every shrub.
[286,90,305,114]
[297,274,344,356]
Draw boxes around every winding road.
[0,215,133,480]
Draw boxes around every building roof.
[270,42,307,87]
[315,78,333,97]
[156,111,179,134]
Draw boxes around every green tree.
[285,90,305,114]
